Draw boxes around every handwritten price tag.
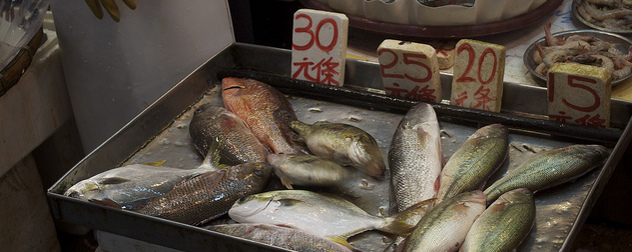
[427,40,456,70]
[450,39,506,113]
[291,9,348,86]
[547,63,612,128]
[377,40,441,103]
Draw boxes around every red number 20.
[455,43,497,84]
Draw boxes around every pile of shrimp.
[533,21,632,80]
[577,0,632,31]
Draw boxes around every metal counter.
[48,43,632,251]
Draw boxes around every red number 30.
[293,14,338,53]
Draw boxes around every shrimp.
[544,21,565,46]
[583,1,632,21]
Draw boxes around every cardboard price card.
[291,9,348,86]
[547,63,612,128]
[377,39,442,103]
[450,39,506,113]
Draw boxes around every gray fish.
[436,124,508,202]
[461,188,535,252]
[483,144,609,203]
[228,190,434,241]
[289,120,386,178]
[400,190,486,252]
[135,162,273,226]
[189,103,269,165]
[267,153,356,189]
[389,102,443,212]
[206,223,355,252]
[63,163,216,207]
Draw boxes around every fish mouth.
[235,195,274,218]
[222,85,245,92]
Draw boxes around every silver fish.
[189,103,269,165]
[206,223,355,252]
[267,153,356,189]
[436,124,508,203]
[389,102,443,212]
[289,120,386,178]
[135,162,273,226]
[483,144,609,203]
[228,190,434,241]
[400,190,486,252]
[461,188,535,252]
[64,164,216,207]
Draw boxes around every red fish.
[222,77,302,154]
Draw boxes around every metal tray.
[48,43,632,252]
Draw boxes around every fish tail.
[382,198,436,236]
[89,198,122,209]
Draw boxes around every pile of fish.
[64,77,610,251]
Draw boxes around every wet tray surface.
[48,43,632,252]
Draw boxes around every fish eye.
[254,169,264,176]
[237,196,248,203]
[195,108,203,113]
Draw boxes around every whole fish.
[135,162,273,226]
[64,164,216,207]
[228,190,434,241]
[221,77,302,154]
[389,102,443,212]
[206,223,355,252]
[436,124,508,202]
[289,120,386,178]
[267,153,356,189]
[189,103,269,165]
[461,188,535,252]
[483,144,609,203]
[400,190,486,252]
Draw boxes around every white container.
[50,0,234,152]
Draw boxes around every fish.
[289,120,386,178]
[221,77,302,154]
[436,124,508,203]
[483,144,609,203]
[189,103,269,165]
[460,188,536,252]
[267,153,356,189]
[135,162,273,226]
[64,164,216,208]
[399,190,486,252]
[206,223,356,252]
[389,102,443,213]
[228,190,435,241]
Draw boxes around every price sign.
[291,9,348,86]
[377,40,441,103]
[427,40,456,70]
[547,63,612,128]
[450,39,506,113]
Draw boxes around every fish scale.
[389,102,443,213]
[135,162,273,226]
[483,144,609,203]
[189,104,268,165]
[221,77,302,154]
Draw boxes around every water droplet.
[308,107,323,112]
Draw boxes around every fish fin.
[382,198,436,236]
[327,236,358,251]
[98,177,131,185]
[279,177,294,189]
[199,136,222,169]
[272,108,297,126]
[123,197,154,211]
[141,160,166,166]
[277,198,305,207]
[89,198,122,209]
[193,212,226,226]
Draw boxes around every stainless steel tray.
[48,43,632,252]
